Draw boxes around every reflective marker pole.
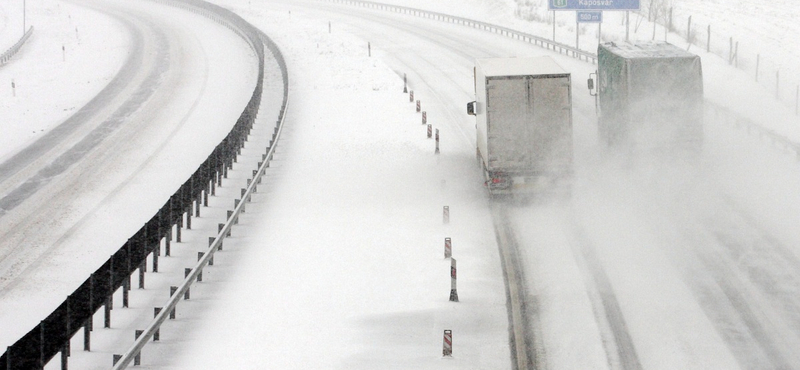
[435,129,440,154]
[449,258,459,302]
[443,329,453,357]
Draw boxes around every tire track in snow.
[492,204,543,370]
[675,199,800,370]
[568,220,644,370]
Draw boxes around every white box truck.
[468,56,573,196]
[591,42,703,153]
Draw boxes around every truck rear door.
[530,75,572,171]
[486,77,530,173]
[486,76,572,174]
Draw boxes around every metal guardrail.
[0,0,288,368]
[706,102,800,158]
[0,26,34,65]
[325,0,597,64]
[109,18,289,370]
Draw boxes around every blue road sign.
[549,0,640,11]
[577,11,603,23]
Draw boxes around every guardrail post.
[427,124,432,138]
[416,100,421,112]
[444,237,452,259]
[164,230,171,257]
[228,210,235,226]
[83,320,90,351]
[422,111,427,125]
[403,73,407,93]
[443,205,449,224]
[176,217,182,243]
[236,198,244,215]
[198,252,206,280]
[139,261,145,289]
[152,243,159,273]
[104,297,111,328]
[123,278,129,308]
[184,269,191,300]
[134,330,143,365]
[170,287,178,319]
[109,257,115,308]
[410,90,414,103]
[154,308,162,341]
[61,345,68,370]
[195,193,202,216]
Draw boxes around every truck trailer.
[468,56,573,196]
[592,42,704,154]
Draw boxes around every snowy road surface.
[0,0,256,351]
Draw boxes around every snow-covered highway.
[4,0,800,369]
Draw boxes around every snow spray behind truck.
[590,42,704,154]
[467,56,573,196]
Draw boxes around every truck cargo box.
[597,42,703,152]
[472,56,573,195]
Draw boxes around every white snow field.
[2,0,800,369]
